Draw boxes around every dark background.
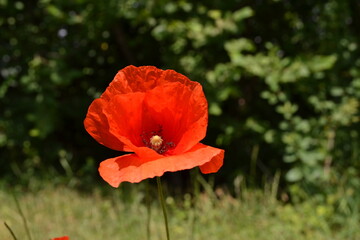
[0,0,359,209]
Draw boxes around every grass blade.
[4,222,18,240]
[12,193,32,240]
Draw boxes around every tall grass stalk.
[4,222,18,240]
[13,193,32,240]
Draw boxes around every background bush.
[1,0,359,211]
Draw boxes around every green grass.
[0,181,359,240]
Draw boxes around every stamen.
[141,126,175,154]
[150,135,163,151]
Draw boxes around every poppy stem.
[156,177,170,240]
[145,180,152,240]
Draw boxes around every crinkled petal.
[142,82,208,154]
[99,143,224,187]
[102,66,163,97]
[103,65,200,97]
[84,98,129,151]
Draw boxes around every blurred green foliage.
[0,0,359,211]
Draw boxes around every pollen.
[150,135,163,150]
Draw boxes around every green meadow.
[1,180,359,240]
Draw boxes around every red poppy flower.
[84,66,224,187]
[51,237,69,240]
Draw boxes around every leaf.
[307,55,337,72]
[286,167,303,182]
[225,38,255,54]
[232,7,254,21]
[209,102,222,116]
[46,5,64,19]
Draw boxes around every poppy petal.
[99,143,224,187]
[103,66,201,97]
[51,237,69,240]
[105,93,165,159]
[104,92,145,149]
[142,82,208,154]
[102,66,164,97]
[199,148,224,174]
[84,98,130,151]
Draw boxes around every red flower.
[84,66,224,187]
[51,237,69,240]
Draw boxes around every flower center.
[141,126,176,154]
[150,135,163,151]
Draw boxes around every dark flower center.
[141,126,175,154]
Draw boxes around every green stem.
[145,180,151,240]
[156,177,170,240]
[189,169,200,240]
